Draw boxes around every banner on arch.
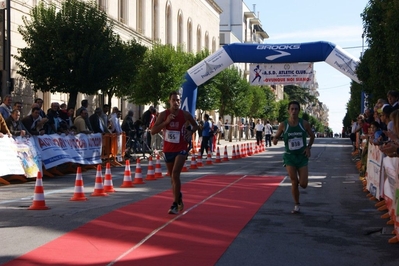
[249,63,314,86]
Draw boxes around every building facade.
[1,0,221,119]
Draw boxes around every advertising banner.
[0,137,25,176]
[366,143,384,199]
[249,63,314,86]
[33,133,103,169]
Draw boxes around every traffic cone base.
[28,172,50,210]
[91,165,108,196]
[133,158,145,184]
[121,160,134,188]
[103,163,116,193]
[70,167,88,201]
[145,156,157,180]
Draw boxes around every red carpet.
[4,175,283,266]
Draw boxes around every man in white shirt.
[109,107,122,134]
[264,120,273,147]
[254,119,264,146]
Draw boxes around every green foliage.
[106,39,147,106]
[276,99,289,123]
[357,0,399,99]
[15,0,117,108]
[128,43,188,107]
[248,86,267,118]
[283,85,316,104]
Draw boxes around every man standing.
[224,119,230,141]
[90,107,110,134]
[0,95,13,119]
[6,110,28,137]
[74,109,92,134]
[254,119,264,146]
[142,106,156,151]
[264,120,273,147]
[273,101,315,214]
[151,91,198,214]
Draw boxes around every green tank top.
[283,118,307,154]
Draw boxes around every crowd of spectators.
[351,90,399,170]
[0,95,134,140]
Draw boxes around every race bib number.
[288,137,304,150]
[165,130,180,144]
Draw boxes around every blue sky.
[244,0,369,133]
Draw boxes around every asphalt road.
[0,137,398,265]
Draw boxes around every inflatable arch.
[181,41,360,115]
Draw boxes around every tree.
[15,0,118,109]
[103,39,147,107]
[128,43,188,107]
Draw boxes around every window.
[119,0,128,24]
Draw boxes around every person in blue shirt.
[200,114,211,158]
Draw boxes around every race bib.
[288,137,304,150]
[165,129,180,144]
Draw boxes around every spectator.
[109,107,122,134]
[13,101,23,112]
[101,104,110,129]
[254,119,264,146]
[0,95,13,119]
[217,116,223,145]
[73,109,92,134]
[387,90,399,110]
[90,107,110,134]
[142,106,156,150]
[21,107,46,136]
[5,109,28,137]
[0,113,11,138]
[200,114,211,157]
[46,102,62,134]
[75,99,93,131]
[224,119,230,141]
[33,98,47,118]
[264,120,273,147]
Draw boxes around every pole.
[5,0,10,93]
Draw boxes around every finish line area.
[4,174,284,266]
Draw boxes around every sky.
[244,0,369,134]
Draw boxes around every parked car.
[271,125,283,140]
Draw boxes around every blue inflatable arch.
[181,41,360,115]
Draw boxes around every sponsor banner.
[0,137,25,176]
[187,47,233,86]
[249,63,314,86]
[366,143,384,199]
[33,133,102,169]
[325,47,360,83]
[14,137,41,178]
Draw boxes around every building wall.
[3,0,221,119]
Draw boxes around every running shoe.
[178,192,184,212]
[168,203,178,215]
[291,205,300,214]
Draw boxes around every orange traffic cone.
[155,155,164,178]
[206,152,213,165]
[103,162,116,193]
[247,143,252,156]
[28,172,50,210]
[70,167,88,201]
[236,145,241,159]
[190,154,198,169]
[182,160,189,172]
[145,156,157,180]
[223,146,229,161]
[133,158,145,184]
[196,151,203,167]
[215,147,222,163]
[91,165,108,196]
[120,160,134,188]
[232,145,237,160]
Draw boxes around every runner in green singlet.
[273,101,315,214]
